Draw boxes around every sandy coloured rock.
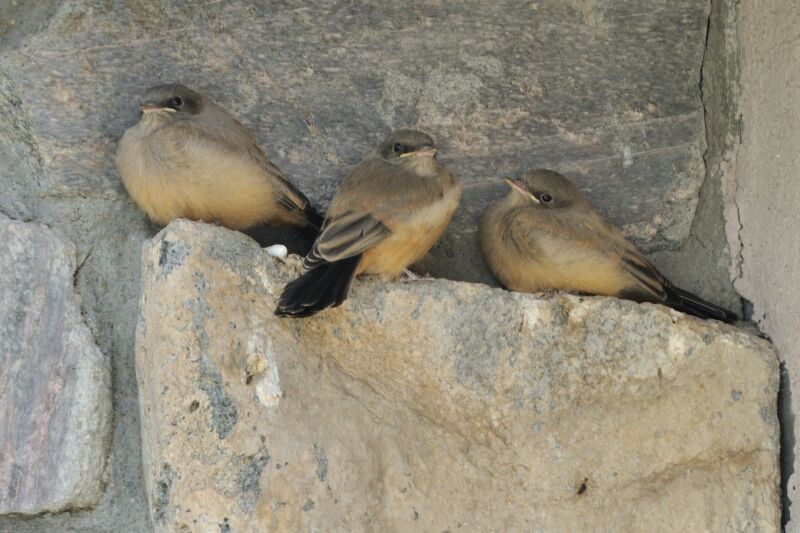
[136,220,779,532]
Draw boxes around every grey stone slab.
[1,0,708,264]
[0,72,44,221]
[0,0,61,52]
[0,215,111,515]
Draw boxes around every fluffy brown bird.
[116,84,322,243]
[276,129,462,317]
[480,169,737,323]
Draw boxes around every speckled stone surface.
[1,0,709,282]
[0,215,111,515]
[135,221,778,532]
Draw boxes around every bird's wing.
[578,214,668,302]
[303,158,445,269]
[511,208,668,301]
[592,216,736,320]
[303,211,391,269]
[328,158,449,217]
[260,156,316,215]
[166,118,315,215]
[617,248,669,301]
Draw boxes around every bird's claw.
[400,269,435,283]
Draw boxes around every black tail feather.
[275,255,361,318]
[664,286,738,323]
[305,205,324,230]
[297,205,324,242]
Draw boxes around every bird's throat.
[138,111,172,132]
[400,155,439,177]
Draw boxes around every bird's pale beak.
[504,178,539,203]
[139,103,175,113]
[402,146,438,158]
[417,146,437,157]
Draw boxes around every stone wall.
[0,0,786,531]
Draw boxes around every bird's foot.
[400,269,435,283]
[535,289,563,299]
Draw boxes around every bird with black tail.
[276,129,462,318]
[480,169,737,323]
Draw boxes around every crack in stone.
[730,178,746,283]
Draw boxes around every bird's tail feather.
[244,205,323,249]
[275,255,361,317]
[305,205,324,230]
[665,286,738,323]
[297,206,324,241]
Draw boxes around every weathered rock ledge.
[136,220,779,532]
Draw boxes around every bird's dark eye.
[540,193,553,204]
[171,96,183,108]
[393,143,403,153]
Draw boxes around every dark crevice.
[699,2,712,122]
[780,363,795,528]
[741,297,756,324]
[73,248,93,288]
[0,206,16,220]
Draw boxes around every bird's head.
[377,129,439,175]
[504,169,588,211]
[138,84,204,120]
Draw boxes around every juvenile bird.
[276,129,462,317]
[116,84,322,243]
[480,169,737,322]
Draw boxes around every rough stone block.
[0,215,111,515]
[136,221,779,532]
